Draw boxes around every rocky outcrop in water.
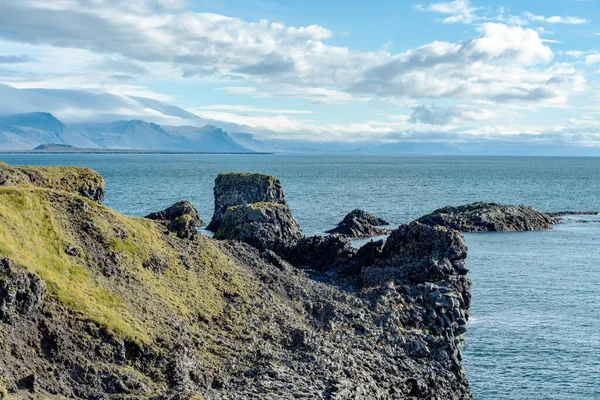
[327,209,391,238]
[416,202,556,232]
[207,172,287,232]
[214,202,302,252]
[0,161,104,202]
[0,167,472,399]
[146,200,204,239]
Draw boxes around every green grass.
[0,164,104,201]
[0,186,250,344]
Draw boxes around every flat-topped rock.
[214,202,302,251]
[0,162,104,202]
[207,172,287,232]
[415,202,556,232]
[146,200,204,239]
[326,209,391,238]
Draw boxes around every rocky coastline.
[0,166,473,399]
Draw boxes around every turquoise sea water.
[1,154,599,399]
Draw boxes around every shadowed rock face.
[207,173,287,232]
[416,202,556,232]
[214,202,302,252]
[326,209,391,238]
[0,162,104,202]
[146,200,204,239]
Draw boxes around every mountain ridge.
[0,112,254,152]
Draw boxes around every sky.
[1,0,600,150]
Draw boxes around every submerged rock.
[214,202,302,251]
[207,172,287,232]
[0,162,104,202]
[146,200,204,239]
[415,202,556,232]
[326,209,391,238]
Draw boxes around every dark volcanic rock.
[283,234,357,272]
[145,200,204,239]
[214,202,302,252]
[361,222,469,286]
[207,173,287,232]
[0,258,46,322]
[327,209,391,238]
[415,202,556,232]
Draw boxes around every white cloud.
[192,104,313,115]
[350,24,583,105]
[415,0,480,24]
[522,12,589,25]
[585,53,600,65]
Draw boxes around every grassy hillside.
[0,186,249,344]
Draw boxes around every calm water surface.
[2,154,599,399]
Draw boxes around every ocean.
[1,154,598,400]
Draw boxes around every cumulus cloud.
[586,54,600,65]
[0,1,586,108]
[350,23,583,104]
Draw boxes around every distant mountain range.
[0,112,255,152]
[0,111,475,155]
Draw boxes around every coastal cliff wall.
[0,169,472,399]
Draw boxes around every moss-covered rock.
[0,162,104,202]
[146,200,204,239]
[207,172,287,232]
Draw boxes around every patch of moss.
[0,164,104,202]
[0,186,250,344]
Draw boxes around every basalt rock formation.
[0,167,472,399]
[146,200,204,239]
[416,202,556,232]
[327,208,392,238]
[214,202,302,252]
[207,172,287,232]
[0,161,104,203]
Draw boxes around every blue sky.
[1,0,600,149]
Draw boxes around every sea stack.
[207,172,287,232]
